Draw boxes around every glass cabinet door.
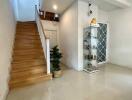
[83,25,99,73]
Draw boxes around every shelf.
[83,25,98,72]
[83,67,99,73]
[90,24,100,28]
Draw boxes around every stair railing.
[35,5,50,74]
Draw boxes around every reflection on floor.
[7,64,132,100]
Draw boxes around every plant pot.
[53,70,62,78]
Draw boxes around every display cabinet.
[83,24,99,73]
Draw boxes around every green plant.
[50,46,62,72]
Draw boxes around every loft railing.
[35,5,50,74]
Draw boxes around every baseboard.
[77,67,83,71]
[61,62,83,71]
[108,62,132,69]
[2,88,9,100]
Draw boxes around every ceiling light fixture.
[53,5,58,10]
[55,13,59,18]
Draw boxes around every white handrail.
[35,6,50,74]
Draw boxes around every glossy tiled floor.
[7,64,132,100]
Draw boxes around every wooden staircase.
[9,22,52,89]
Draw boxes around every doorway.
[44,30,58,49]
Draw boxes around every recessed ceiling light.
[53,5,58,10]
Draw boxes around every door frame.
[44,29,58,48]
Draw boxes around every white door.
[44,30,58,48]
[17,0,39,21]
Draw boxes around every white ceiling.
[41,0,132,14]
[42,0,75,14]
[95,0,122,11]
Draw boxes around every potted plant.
[50,46,62,78]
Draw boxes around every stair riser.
[10,22,50,89]
[9,75,52,89]
[11,69,45,80]
[12,65,46,72]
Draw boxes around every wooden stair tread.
[15,35,39,37]
[14,44,42,47]
[13,57,44,63]
[11,67,46,79]
[15,42,42,45]
[10,22,51,89]
[10,74,51,85]
[10,74,52,89]
[14,48,43,50]
[10,73,47,82]
[12,58,45,63]
[14,47,42,50]
[12,60,46,66]
[14,47,43,50]
[13,53,44,57]
[12,62,46,68]
[14,49,43,52]
[15,39,41,42]
[12,62,46,69]
[11,65,46,72]
[16,32,38,34]
[13,53,43,56]
[13,51,43,56]
[9,74,52,89]
[15,39,41,44]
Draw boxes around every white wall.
[0,0,16,100]
[40,0,44,10]
[59,1,78,70]
[77,0,98,70]
[61,0,132,70]
[109,8,132,68]
[60,0,106,71]
[60,0,128,71]
[12,0,19,20]
[14,0,39,21]
[98,9,109,23]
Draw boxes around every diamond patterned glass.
[97,23,107,63]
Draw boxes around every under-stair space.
[9,22,52,89]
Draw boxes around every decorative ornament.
[88,1,93,16]
[90,18,97,25]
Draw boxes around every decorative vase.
[90,18,96,25]
[53,70,62,78]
